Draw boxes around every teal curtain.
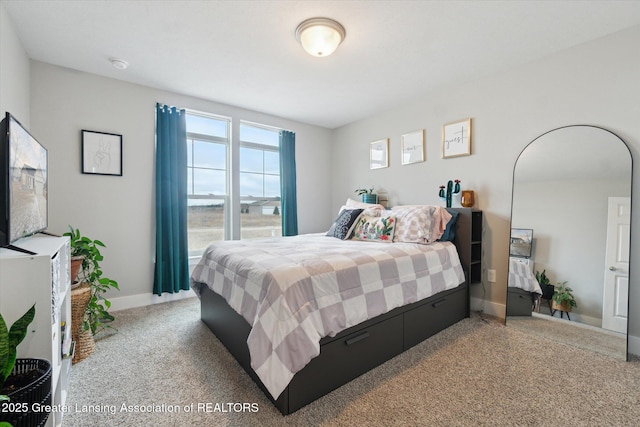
[279,130,298,236]
[153,104,189,295]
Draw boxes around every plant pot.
[0,359,52,427]
[540,284,555,300]
[362,194,377,204]
[71,283,95,364]
[70,256,84,286]
[552,300,572,313]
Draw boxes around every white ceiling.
[4,1,640,129]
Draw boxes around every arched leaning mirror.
[506,125,632,361]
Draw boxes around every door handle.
[432,298,446,308]
[609,266,617,271]
[345,331,370,346]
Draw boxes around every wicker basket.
[71,283,95,364]
[0,358,52,427]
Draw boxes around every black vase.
[540,284,555,300]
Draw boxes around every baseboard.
[629,334,640,356]
[471,296,505,320]
[109,289,196,312]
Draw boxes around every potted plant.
[63,227,119,336]
[535,269,554,300]
[1,305,52,427]
[552,281,577,313]
[355,187,377,204]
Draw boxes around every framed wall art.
[370,138,389,169]
[442,118,471,158]
[401,129,425,165]
[81,130,123,176]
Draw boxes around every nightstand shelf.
[452,209,483,285]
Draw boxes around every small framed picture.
[442,118,471,158]
[370,138,389,169]
[81,130,123,176]
[401,129,425,165]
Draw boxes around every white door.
[602,197,630,333]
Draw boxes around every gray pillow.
[326,208,364,239]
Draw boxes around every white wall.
[29,61,333,306]
[0,2,30,124]
[331,26,640,348]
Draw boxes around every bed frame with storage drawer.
[198,208,481,414]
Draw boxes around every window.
[186,113,282,255]
[239,122,281,240]
[186,112,229,255]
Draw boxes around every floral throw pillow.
[352,215,396,242]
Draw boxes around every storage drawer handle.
[432,298,447,308]
[345,331,370,346]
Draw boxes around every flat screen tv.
[509,228,533,258]
[0,112,48,247]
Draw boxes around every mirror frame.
[507,124,633,361]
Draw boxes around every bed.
[506,257,542,316]
[190,205,475,414]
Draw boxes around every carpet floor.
[63,297,640,426]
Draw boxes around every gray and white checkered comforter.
[508,258,542,294]
[190,233,465,399]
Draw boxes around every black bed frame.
[198,208,475,415]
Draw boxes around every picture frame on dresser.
[510,228,533,258]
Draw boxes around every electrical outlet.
[487,269,496,283]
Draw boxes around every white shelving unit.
[0,235,73,427]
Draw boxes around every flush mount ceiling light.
[295,17,346,57]
[110,58,129,70]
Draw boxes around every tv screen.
[510,228,533,258]
[0,112,48,246]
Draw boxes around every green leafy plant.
[535,269,555,300]
[1,305,36,402]
[552,281,577,308]
[354,187,374,196]
[535,269,550,285]
[63,226,119,336]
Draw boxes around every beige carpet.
[63,297,640,426]
[507,314,627,360]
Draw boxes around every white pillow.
[345,198,386,216]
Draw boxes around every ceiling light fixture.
[110,58,129,70]
[295,17,346,58]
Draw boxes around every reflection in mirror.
[506,125,632,361]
